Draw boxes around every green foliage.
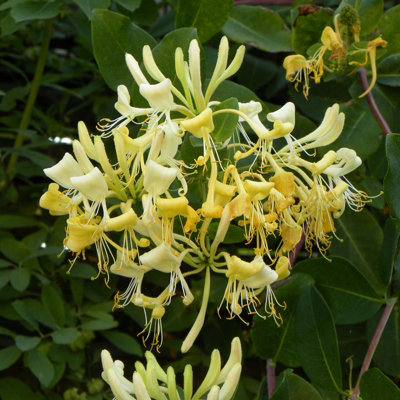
[1,0,399,399]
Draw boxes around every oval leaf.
[295,257,383,324]
[211,97,239,143]
[26,349,55,387]
[15,335,41,351]
[101,331,143,356]
[91,9,157,90]
[0,346,21,371]
[360,368,400,400]
[222,6,292,53]
[175,0,233,42]
[295,285,342,392]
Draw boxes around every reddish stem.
[267,359,276,398]
[351,300,396,399]
[289,229,306,267]
[234,0,293,5]
[358,68,392,136]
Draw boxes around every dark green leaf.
[271,371,323,400]
[0,214,38,228]
[329,208,384,294]
[357,0,383,35]
[81,318,118,330]
[175,0,233,42]
[72,0,110,19]
[385,134,400,221]
[367,304,400,377]
[0,238,30,263]
[0,346,21,371]
[295,257,382,324]
[296,285,342,392]
[378,5,400,57]
[0,378,39,400]
[12,299,39,329]
[26,349,55,387]
[292,8,333,56]
[42,285,65,327]
[91,9,156,90]
[211,97,239,143]
[10,1,59,22]
[51,328,79,344]
[360,368,400,400]
[222,6,292,53]
[115,0,141,12]
[10,267,30,291]
[15,335,41,351]
[378,218,400,288]
[101,331,143,356]
[378,54,400,87]
[252,274,313,367]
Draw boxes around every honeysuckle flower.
[43,152,84,190]
[283,54,312,97]
[139,242,193,305]
[219,254,281,322]
[111,252,150,307]
[39,183,80,216]
[101,337,242,400]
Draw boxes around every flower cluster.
[101,337,242,400]
[40,36,370,352]
[283,5,387,98]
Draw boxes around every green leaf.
[0,378,39,400]
[51,328,79,344]
[13,299,58,330]
[10,1,59,22]
[357,0,383,36]
[360,368,400,400]
[91,9,156,90]
[115,0,141,12]
[0,346,21,371]
[208,221,244,244]
[72,0,110,19]
[10,267,30,291]
[42,285,65,327]
[222,6,292,53]
[175,0,233,42]
[378,218,400,288]
[329,208,384,294]
[211,97,239,143]
[292,8,333,56]
[271,371,323,400]
[378,5,400,57]
[0,214,38,228]
[377,54,400,87]
[151,28,199,89]
[101,331,143,356]
[252,274,313,367]
[26,349,55,387]
[12,299,39,329]
[295,257,382,324]
[295,285,342,392]
[15,335,40,351]
[367,305,400,377]
[81,318,118,330]
[0,238,30,263]
[385,134,400,221]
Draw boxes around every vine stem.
[7,18,53,176]
[267,359,276,398]
[234,0,293,5]
[350,299,396,399]
[358,68,392,136]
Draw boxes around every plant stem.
[7,18,53,176]
[267,359,276,398]
[358,68,392,136]
[234,0,293,5]
[350,299,396,399]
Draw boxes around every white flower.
[143,160,177,197]
[70,167,108,202]
[43,153,83,189]
[139,79,175,112]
